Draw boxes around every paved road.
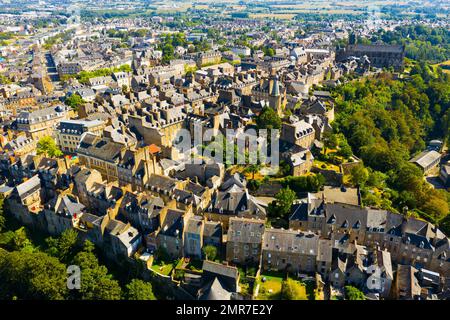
[44,53,60,82]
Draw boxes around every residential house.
[184,215,204,260]
[15,105,69,140]
[261,228,320,273]
[226,217,265,265]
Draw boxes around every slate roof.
[366,209,388,231]
[403,233,433,250]
[55,194,85,217]
[211,188,266,217]
[147,174,177,193]
[202,260,239,280]
[160,208,184,238]
[263,228,319,255]
[409,150,441,170]
[198,277,232,300]
[77,133,124,162]
[228,217,265,244]
[317,239,333,262]
[203,221,222,239]
[325,203,367,228]
[184,215,203,235]
[16,175,41,199]
[348,44,404,53]
[16,105,67,124]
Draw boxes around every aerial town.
[0,0,449,302]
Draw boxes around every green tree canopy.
[45,229,79,263]
[0,198,5,233]
[0,250,68,300]
[256,106,282,130]
[344,285,366,300]
[270,187,296,219]
[350,164,369,187]
[202,245,218,261]
[37,136,63,158]
[64,93,85,111]
[72,240,122,300]
[280,278,307,300]
[125,279,156,300]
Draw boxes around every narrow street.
[44,52,59,83]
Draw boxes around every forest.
[365,25,450,64]
[0,199,159,300]
[331,63,450,231]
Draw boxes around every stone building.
[226,217,265,266]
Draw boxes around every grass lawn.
[257,271,315,300]
[257,278,283,300]
[313,159,341,173]
[228,165,266,181]
[257,271,285,300]
[291,280,308,300]
[151,259,175,276]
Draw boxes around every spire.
[270,74,280,97]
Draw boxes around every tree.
[46,229,79,263]
[367,170,386,188]
[202,245,218,261]
[0,250,68,300]
[125,279,156,300]
[323,131,339,154]
[64,93,85,111]
[57,229,79,262]
[72,240,122,300]
[338,140,353,159]
[162,43,175,63]
[350,164,369,187]
[37,136,63,158]
[281,278,307,300]
[0,198,5,232]
[245,164,261,180]
[256,106,282,130]
[272,187,296,218]
[12,227,34,252]
[344,285,366,300]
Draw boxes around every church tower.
[268,68,283,116]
